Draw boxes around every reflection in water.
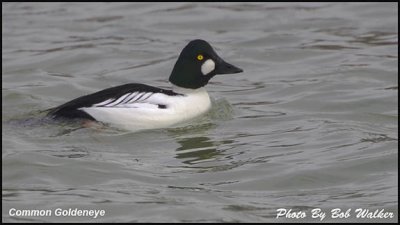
[360,133,397,143]
[175,136,221,165]
[166,98,237,166]
[37,146,89,159]
[168,121,234,166]
[174,135,236,166]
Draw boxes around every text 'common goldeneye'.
[48,39,243,131]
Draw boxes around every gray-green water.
[2,2,398,223]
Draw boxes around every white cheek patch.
[201,59,215,75]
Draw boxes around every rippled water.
[2,2,398,222]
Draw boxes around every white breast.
[80,87,211,131]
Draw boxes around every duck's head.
[169,39,243,89]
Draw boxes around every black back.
[47,83,180,120]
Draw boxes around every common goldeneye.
[48,39,243,131]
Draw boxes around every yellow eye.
[197,54,204,61]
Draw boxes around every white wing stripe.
[93,98,115,107]
[121,92,138,104]
[105,93,131,107]
[138,92,153,101]
[128,93,145,103]
[92,91,158,108]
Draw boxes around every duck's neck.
[172,85,207,95]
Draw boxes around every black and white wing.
[47,83,181,120]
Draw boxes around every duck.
[47,39,243,131]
